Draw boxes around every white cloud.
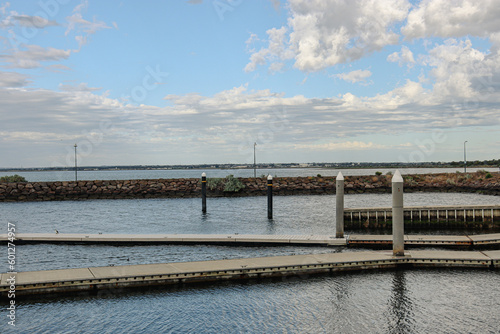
[0,44,71,69]
[335,69,372,84]
[65,0,111,49]
[0,131,76,142]
[402,0,500,40]
[1,75,500,166]
[295,141,388,151]
[0,2,9,16]
[13,15,58,28]
[387,45,415,67]
[0,71,30,87]
[245,27,293,72]
[246,0,410,72]
[59,83,102,92]
[0,3,14,28]
[269,62,285,73]
[1,9,58,30]
[421,39,500,100]
[246,0,500,75]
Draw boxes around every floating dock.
[347,234,500,247]
[344,205,500,228]
[3,233,346,246]
[3,233,500,248]
[1,250,499,298]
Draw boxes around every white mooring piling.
[392,170,404,256]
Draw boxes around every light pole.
[253,142,257,178]
[464,141,467,173]
[74,143,78,182]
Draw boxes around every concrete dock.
[3,232,500,247]
[344,205,500,227]
[2,233,347,246]
[347,234,500,247]
[1,250,499,298]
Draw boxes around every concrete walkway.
[3,232,500,247]
[1,250,499,298]
[1,233,347,246]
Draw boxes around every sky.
[1,0,500,168]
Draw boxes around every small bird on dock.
[55,230,59,234]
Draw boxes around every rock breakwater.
[0,172,499,202]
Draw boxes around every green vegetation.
[0,174,27,183]
[317,174,322,177]
[385,171,393,176]
[205,175,245,192]
[206,177,223,191]
[223,175,245,192]
[403,176,417,186]
[375,171,382,176]
[486,173,493,179]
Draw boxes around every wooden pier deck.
[2,250,499,298]
[3,232,500,247]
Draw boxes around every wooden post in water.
[392,170,404,256]
[336,171,344,238]
[201,172,207,214]
[267,175,273,219]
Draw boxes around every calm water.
[2,192,500,333]
[7,269,500,334]
[0,167,498,182]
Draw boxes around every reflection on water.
[386,270,414,334]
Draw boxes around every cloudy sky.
[1,0,499,168]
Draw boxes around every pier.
[3,233,346,246]
[344,205,500,228]
[1,250,499,298]
[3,232,500,247]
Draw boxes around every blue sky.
[1,0,500,168]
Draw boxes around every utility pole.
[254,142,257,178]
[74,144,78,182]
[464,141,468,173]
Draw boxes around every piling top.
[336,171,344,180]
[201,172,206,177]
[392,169,403,183]
[267,175,273,180]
